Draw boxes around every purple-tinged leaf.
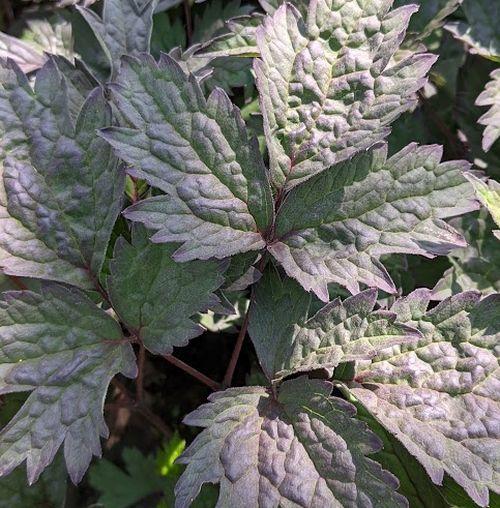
[432,212,500,299]
[108,225,226,355]
[0,59,123,289]
[474,69,500,153]
[101,53,273,261]
[77,0,158,76]
[248,269,421,381]
[0,283,136,485]
[254,1,437,191]
[445,0,500,60]
[176,377,407,508]
[269,143,477,301]
[351,290,500,507]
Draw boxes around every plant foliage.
[0,0,498,507]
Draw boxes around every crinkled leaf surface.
[475,69,500,152]
[445,0,500,60]
[0,283,137,484]
[432,212,500,299]
[176,376,407,508]
[254,1,436,190]
[352,398,448,508]
[465,174,500,237]
[77,0,157,76]
[0,59,123,289]
[269,143,477,301]
[101,53,273,261]
[248,269,420,380]
[108,225,226,355]
[351,290,500,507]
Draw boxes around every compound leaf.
[108,225,227,355]
[351,290,500,507]
[77,0,158,76]
[269,143,477,301]
[101,53,273,261]
[254,1,437,190]
[0,283,137,485]
[248,268,420,381]
[0,59,123,290]
[176,376,407,508]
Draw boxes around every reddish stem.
[222,309,250,388]
[163,354,221,391]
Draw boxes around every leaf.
[108,225,226,355]
[77,0,158,76]
[455,55,500,177]
[248,268,420,381]
[101,53,273,261]
[90,447,166,508]
[474,69,500,152]
[352,398,448,508]
[151,12,187,58]
[0,59,123,290]
[464,174,500,237]
[197,14,262,58]
[394,0,462,43]
[192,0,254,44]
[350,290,500,507]
[0,13,75,74]
[0,283,137,484]
[432,212,500,299]
[269,142,477,301]
[175,376,407,508]
[0,453,66,508]
[445,0,500,60]
[254,1,437,190]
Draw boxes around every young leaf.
[351,290,500,507]
[254,1,437,190]
[464,174,500,237]
[0,283,137,485]
[0,59,123,289]
[108,225,226,355]
[176,377,407,508]
[432,212,500,298]
[475,69,500,152]
[445,0,500,60]
[269,143,477,301]
[248,269,420,381]
[101,53,273,261]
[77,0,158,76]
